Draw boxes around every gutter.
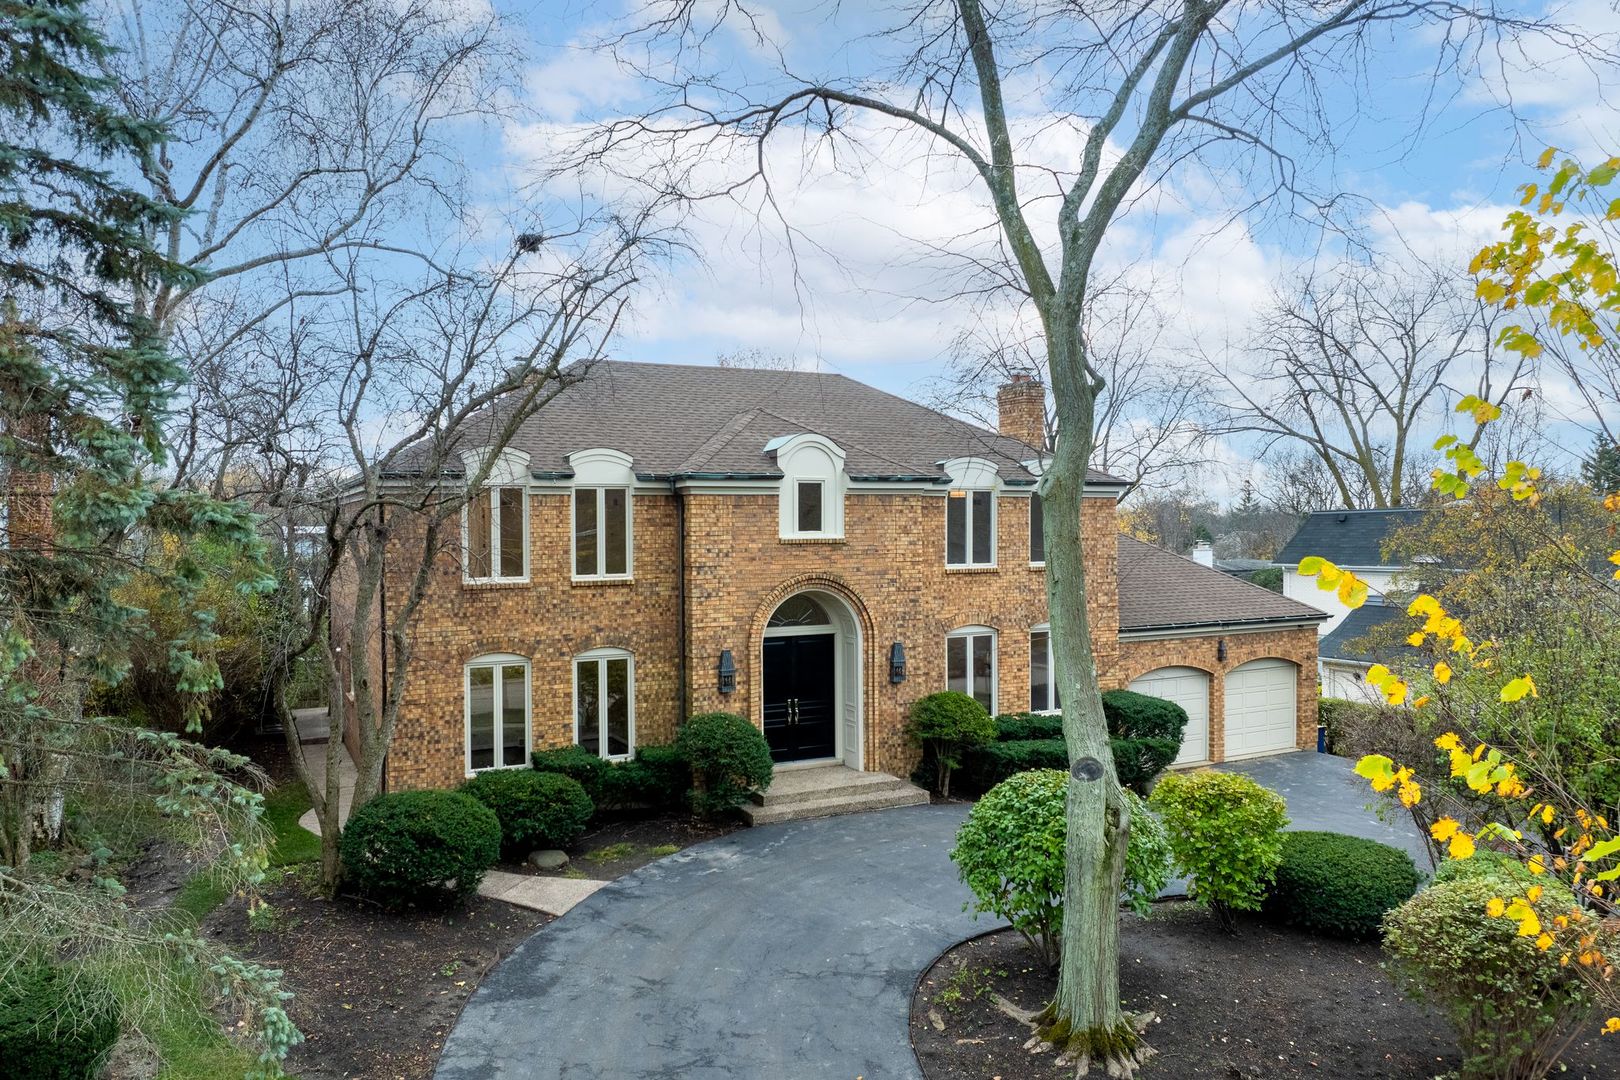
[1117,615,1327,641]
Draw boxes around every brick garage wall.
[381,489,682,791]
[375,484,1121,788]
[1114,625,1321,763]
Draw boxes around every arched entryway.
[760,590,863,769]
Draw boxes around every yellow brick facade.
[371,484,1316,790]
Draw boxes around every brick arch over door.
[747,572,877,769]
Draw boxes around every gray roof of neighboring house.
[1118,537,1329,633]
[1273,508,1428,568]
[398,360,1126,486]
[1319,603,1422,666]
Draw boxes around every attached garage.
[1222,658,1299,759]
[1127,667,1210,765]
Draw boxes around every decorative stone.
[528,849,569,871]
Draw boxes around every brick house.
[351,361,1326,793]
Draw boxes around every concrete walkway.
[292,734,604,917]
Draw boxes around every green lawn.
[264,779,321,868]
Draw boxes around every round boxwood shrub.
[460,769,594,853]
[1384,871,1604,1080]
[340,790,501,909]
[1148,770,1288,932]
[1262,830,1420,939]
[1430,849,1541,888]
[530,746,612,802]
[951,769,1173,968]
[907,691,996,797]
[0,963,119,1080]
[1102,689,1187,793]
[674,712,774,818]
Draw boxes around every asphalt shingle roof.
[1117,536,1328,633]
[1273,508,1427,568]
[1319,603,1422,665]
[405,360,1126,485]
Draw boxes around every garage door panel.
[1223,658,1298,759]
[1127,666,1210,765]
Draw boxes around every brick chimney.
[996,372,1046,449]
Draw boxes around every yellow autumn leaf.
[1487,897,1507,917]
[1536,932,1556,951]
[1527,885,1544,903]
[1434,732,1462,751]
[1450,832,1477,860]
[1431,817,1461,841]
[1407,631,1426,647]
[1434,662,1453,685]
[1501,675,1539,702]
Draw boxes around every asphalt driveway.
[436,752,1427,1080]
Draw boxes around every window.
[466,655,529,772]
[796,480,824,533]
[946,489,995,566]
[1030,628,1061,714]
[465,487,526,581]
[574,486,631,578]
[575,650,633,759]
[946,627,996,711]
[1029,493,1045,565]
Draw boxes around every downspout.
[377,501,389,793]
[672,478,688,724]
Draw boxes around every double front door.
[762,633,836,763]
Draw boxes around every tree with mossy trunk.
[577,2,1612,1073]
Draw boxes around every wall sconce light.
[1216,638,1227,663]
[889,641,907,684]
[717,649,737,694]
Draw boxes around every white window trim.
[773,432,846,539]
[571,485,635,581]
[944,488,998,567]
[1028,493,1045,567]
[1029,624,1059,715]
[945,625,998,712]
[464,653,531,775]
[461,485,529,584]
[572,647,636,762]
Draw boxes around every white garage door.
[1127,667,1210,765]
[1223,658,1299,759]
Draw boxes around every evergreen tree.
[1582,435,1620,496]
[1,0,297,1068]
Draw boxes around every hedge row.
[530,745,689,812]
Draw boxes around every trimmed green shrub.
[951,769,1067,967]
[340,790,500,909]
[1318,696,1380,756]
[1384,871,1604,1080]
[907,691,997,797]
[0,963,118,1080]
[1430,850,1542,888]
[994,711,1064,742]
[1102,689,1187,793]
[460,770,594,853]
[1262,831,1420,939]
[531,745,691,812]
[674,713,774,817]
[1123,791,1172,916]
[1148,770,1288,932]
[531,746,612,796]
[958,738,1070,795]
[951,769,1173,966]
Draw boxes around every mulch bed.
[206,884,547,1080]
[505,812,739,880]
[911,906,1620,1080]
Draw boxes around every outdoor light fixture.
[889,641,907,683]
[1216,638,1227,662]
[717,650,737,694]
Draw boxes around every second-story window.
[574,486,630,578]
[796,479,824,533]
[466,486,526,581]
[946,489,995,566]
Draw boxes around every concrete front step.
[742,765,931,825]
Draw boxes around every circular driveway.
[435,804,979,1080]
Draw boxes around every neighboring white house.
[1272,508,1427,702]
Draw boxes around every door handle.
[790,698,798,725]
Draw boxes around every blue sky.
[495,0,1616,500]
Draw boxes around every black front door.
[762,633,837,763]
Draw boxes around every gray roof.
[1273,508,1428,568]
[1118,537,1329,633]
[1319,603,1421,666]
[406,360,1125,486]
